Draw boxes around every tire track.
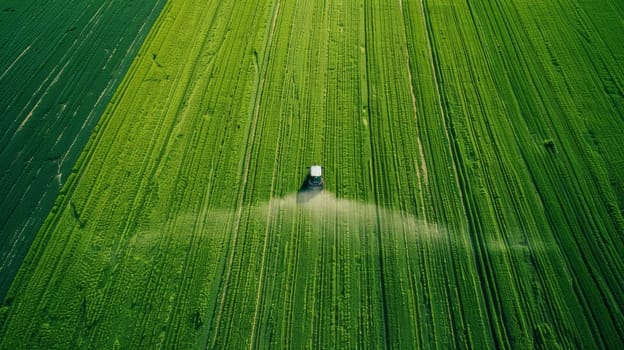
[209,1,281,347]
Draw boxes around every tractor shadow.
[296,176,323,204]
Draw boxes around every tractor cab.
[306,165,324,190]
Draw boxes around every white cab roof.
[310,165,322,177]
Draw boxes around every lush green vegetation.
[0,0,167,299]
[1,0,623,348]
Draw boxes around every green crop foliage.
[0,0,167,300]
[1,0,623,348]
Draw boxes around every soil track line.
[417,0,463,202]
[209,1,282,347]
[398,0,429,227]
[418,1,504,347]
[247,4,289,345]
[248,168,278,348]
[362,2,392,347]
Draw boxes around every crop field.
[0,0,167,299]
[1,0,623,348]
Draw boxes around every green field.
[0,0,166,299]
[1,0,623,348]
